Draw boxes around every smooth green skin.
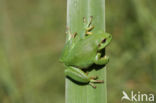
[60,19,112,87]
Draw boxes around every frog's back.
[60,33,105,68]
[64,36,100,68]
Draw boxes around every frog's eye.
[98,38,106,47]
[101,38,106,43]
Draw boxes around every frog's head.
[97,32,112,51]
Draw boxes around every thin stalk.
[66,0,107,103]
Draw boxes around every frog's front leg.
[83,16,94,35]
[65,66,104,88]
[94,53,109,65]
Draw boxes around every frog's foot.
[66,27,72,40]
[83,16,93,27]
[86,16,94,35]
[86,26,94,35]
[72,32,77,38]
[83,17,87,23]
[94,53,109,65]
[83,16,94,36]
[66,27,78,40]
[87,16,93,27]
[89,77,104,88]
[90,76,98,80]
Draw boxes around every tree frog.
[60,17,112,88]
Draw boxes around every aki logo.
[121,91,155,102]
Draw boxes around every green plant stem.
[66,0,107,103]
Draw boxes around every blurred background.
[0,0,156,103]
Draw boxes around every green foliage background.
[0,0,156,103]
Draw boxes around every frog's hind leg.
[65,66,104,88]
[94,53,109,65]
[65,66,90,83]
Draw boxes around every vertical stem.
[66,0,107,103]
